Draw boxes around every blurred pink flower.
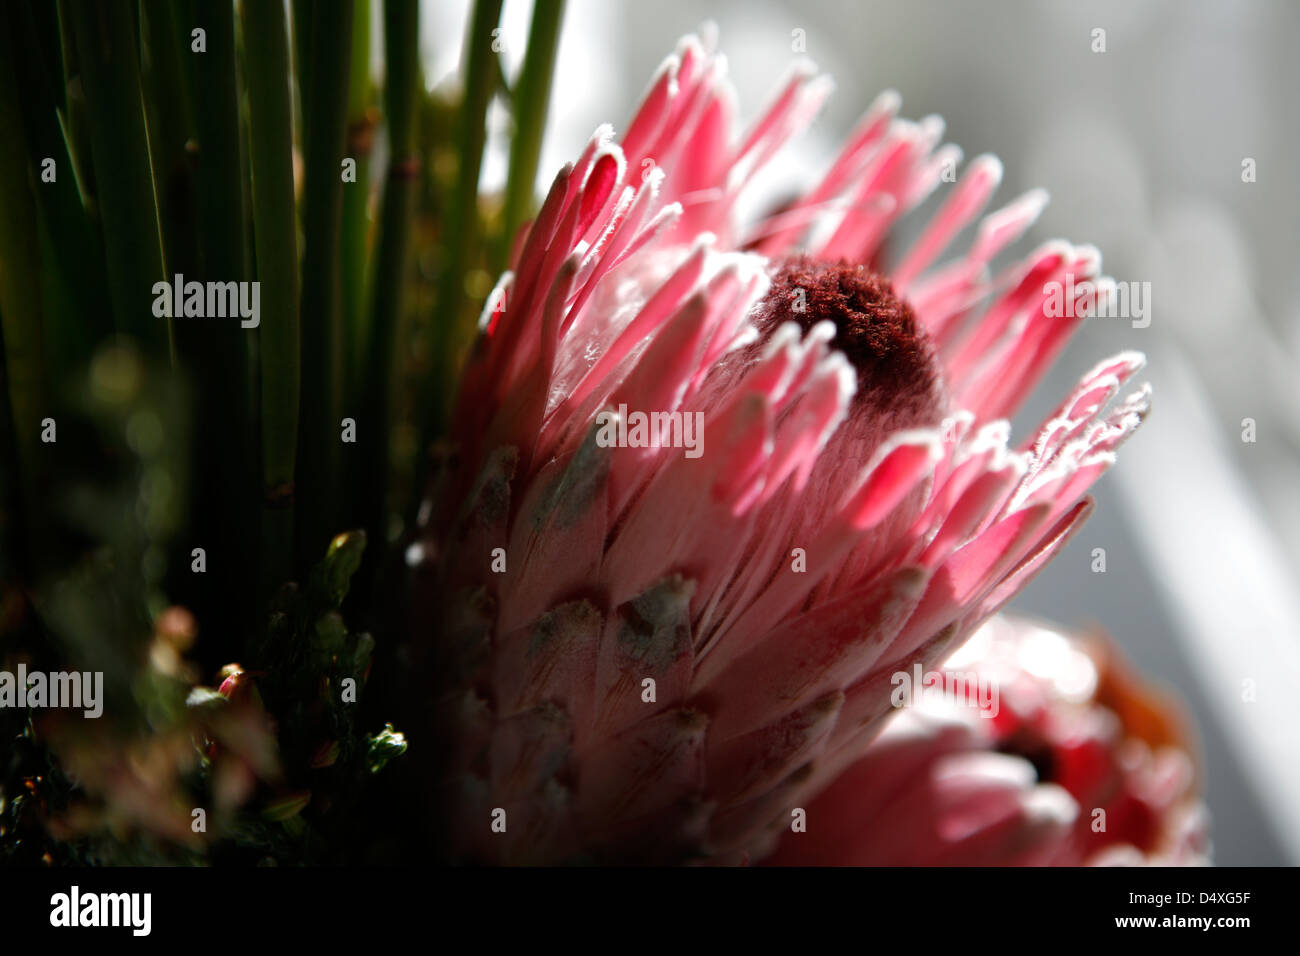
[423,30,1150,864]
[767,614,1210,865]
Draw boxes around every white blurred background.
[424,0,1300,864]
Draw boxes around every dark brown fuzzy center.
[757,256,944,428]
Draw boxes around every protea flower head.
[767,614,1210,866]
[419,29,1150,864]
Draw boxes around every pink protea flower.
[766,614,1210,866]
[420,30,1150,864]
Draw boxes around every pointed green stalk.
[66,0,170,357]
[355,0,420,547]
[6,0,110,380]
[179,0,257,636]
[413,0,503,520]
[55,1,96,206]
[139,0,199,299]
[341,0,375,413]
[242,0,301,590]
[291,0,313,150]
[233,16,257,421]
[493,0,566,276]
[294,1,354,567]
[0,24,49,575]
[188,2,249,287]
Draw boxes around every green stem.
[341,0,374,415]
[139,0,198,297]
[294,0,354,568]
[0,22,49,577]
[494,0,566,276]
[356,0,420,548]
[66,0,170,357]
[182,0,257,637]
[7,0,110,380]
[413,0,503,520]
[188,1,249,285]
[291,0,313,151]
[242,0,301,589]
[55,1,96,207]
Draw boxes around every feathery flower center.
[760,256,944,427]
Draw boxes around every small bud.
[217,666,264,709]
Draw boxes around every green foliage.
[0,0,567,867]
